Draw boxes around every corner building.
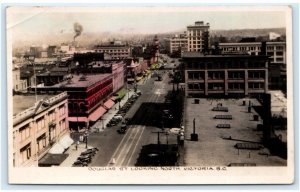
[183,52,269,97]
[12,92,69,167]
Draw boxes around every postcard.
[7,5,294,184]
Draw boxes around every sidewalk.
[89,90,136,133]
[59,143,93,167]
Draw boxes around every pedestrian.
[75,141,78,150]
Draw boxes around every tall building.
[12,92,69,167]
[182,52,269,97]
[187,21,210,52]
[152,35,160,63]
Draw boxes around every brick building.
[183,52,269,97]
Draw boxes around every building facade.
[183,52,269,97]
[12,67,28,93]
[95,42,131,60]
[219,41,286,90]
[12,92,69,167]
[35,74,114,130]
[112,62,125,92]
[187,21,210,52]
[165,33,188,55]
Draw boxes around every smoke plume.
[73,22,83,41]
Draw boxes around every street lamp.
[84,130,89,149]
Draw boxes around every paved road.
[89,70,175,167]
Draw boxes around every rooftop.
[184,98,287,166]
[51,74,111,88]
[182,51,268,58]
[13,92,68,126]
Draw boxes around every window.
[60,119,66,132]
[20,144,31,163]
[249,83,264,89]
[59,105,66,116]
[276,46,284,50]
[19,125,30,141]
[228,71,244,79]
[276,52,283,56]
[37,134,47,152]
[48,110,55,122]
[208,83,224,90]
[276,58,284,62]
[212,72,223,79]
[228,83,244,90]
[248,71,265,79]
[36,117,45,130]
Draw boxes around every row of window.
[186,61,266,69]
[187,82,265,90]
[17,118,67,165]
[96,49,129,53]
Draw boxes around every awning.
[58,134,74,149]
[38,153,69,167]
[68,117,88,122]
[89,106,107,121]
[48,142,65,154]
[103,99,115,109]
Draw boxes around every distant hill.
[210,28,286,38]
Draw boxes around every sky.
[6,6,290,43]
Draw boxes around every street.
[88,67,177,167]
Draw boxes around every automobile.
[136,90,142,96]
[118,124,127,134]
[87,147,99,153]
[77,156,91,163]
[72,160,88,167]
[81,150,96,156]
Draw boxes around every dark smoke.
[73,22,83,41]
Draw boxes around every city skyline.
[7,6,288,45]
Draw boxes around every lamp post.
[84,130,88,149]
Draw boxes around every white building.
[12,67,27,92]
[12,92,70,167]
[187,21,210,52]
[165,33,188,55]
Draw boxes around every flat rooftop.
[184,98,287,166]
[182,52,268,58]
[51,74,111,88]
[13,95,49,115]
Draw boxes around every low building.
[182,52,269,97]
[12,92,69,167]
[165,33,188,56]
[12,67,27,93]
[95,41,131,60]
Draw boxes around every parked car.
[136,90,142,96]
[86,147,99,153]
[77,156,91,163]
[81,150,96,156]
[72,160,88,167]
